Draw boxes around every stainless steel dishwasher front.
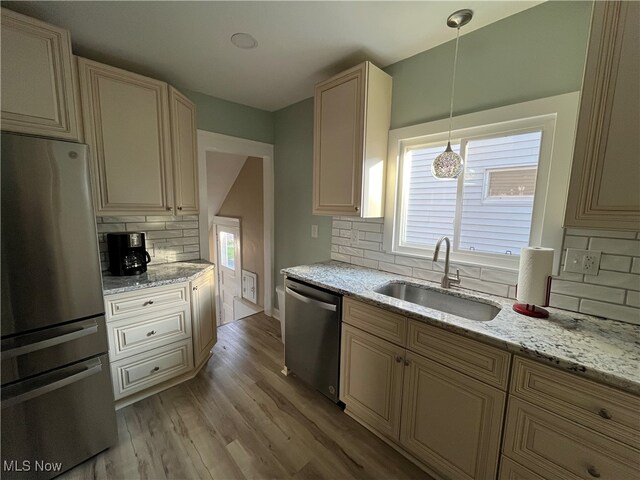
[284,278,342,403]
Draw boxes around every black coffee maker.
[107,232,151,276]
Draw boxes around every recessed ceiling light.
[231,33,258,50]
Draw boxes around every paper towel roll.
[517,247,554,306]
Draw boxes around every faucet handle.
[451,269,461,285]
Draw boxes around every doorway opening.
[197,131,274,327]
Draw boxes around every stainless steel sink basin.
[373,283,501,321]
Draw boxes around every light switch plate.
[564,248,601,275]
[311,225,318,238]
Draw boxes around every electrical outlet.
[564,248,601,275]
[350,229,359,246]
[311,225,318,239]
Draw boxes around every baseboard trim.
[273,308,281,321]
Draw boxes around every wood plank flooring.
[60,313,430,480]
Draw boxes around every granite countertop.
[102,260,215,295]
[282,261,640,395]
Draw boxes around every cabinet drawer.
[107,305,191,361]
[407,319,511,390]
[110,339,193,400]
[105,283,189,320]
[503,397,640,480]
[499,457,545,480]
[511,357,640,448]
[343,298,406,346]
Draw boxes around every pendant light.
[431,9,473,180]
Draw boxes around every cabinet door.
[169,87,199,215]
[191,270,217,367]
[400,351,506,480]
[313,64,365,216]
[1,8,80,140]
[339,324,405,441]
[564,1,640,229]
[78,58,173,215]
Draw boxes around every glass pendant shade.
[432,141,463,179]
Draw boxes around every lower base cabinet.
[191,270,217,368]
[340,301,507,480]
[400,351,505,480]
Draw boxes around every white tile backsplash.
[97,215,200,271]
[331,217,640,325]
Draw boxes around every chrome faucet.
[433,236,461,289]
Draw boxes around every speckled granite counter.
[102,260,214,295]
[282,261,640,395]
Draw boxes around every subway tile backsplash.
[96,215,201,271]
[331,217,640,325]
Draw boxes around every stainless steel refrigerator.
[1,133,117,479]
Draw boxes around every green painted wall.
[386,1,593,129]
[273,98,332,298]
[181,88,274,144]
[272,1,593,299]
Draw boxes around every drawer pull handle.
[587,466,601,478]
[598,408,612,420]
[144,300,154,306]
[395,355,402,363]
[147,330,157,337]
[152,366,160,373]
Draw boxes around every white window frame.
[384,92,580,274]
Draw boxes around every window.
[219,231,236,269]
[384,93,581,272]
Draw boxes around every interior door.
[214,217,241,325]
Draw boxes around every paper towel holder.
[513,277,552,318]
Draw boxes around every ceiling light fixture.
[231,32,258,50]
[431,9,473,180]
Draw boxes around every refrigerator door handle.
[1,318,99,360]
[1,358,103,409]
[285,287,337,311]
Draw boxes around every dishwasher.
[284,278,342,403]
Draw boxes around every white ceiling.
[6,1,543,112]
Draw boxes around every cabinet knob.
[193,286,198,291]
[144,300,154,306]
[166,207,172,211]
[587,466,601,478]
[354,206,360,212]
[152,366,160,373]
[598,408,612,420]
[404,359,411,366]
[147,330,156,336]
[177,206,183,210]
[395,355,402,363]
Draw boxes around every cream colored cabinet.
[190,270,217,368]
[78,58,174,215]
[502,357,640,480]
[169,87,199,215]
[1,8,81,140]
[340,299,508,480]
[564,1,640,230]
[400,351,505,480]
[340,323,405,441]
[313,61,392,217]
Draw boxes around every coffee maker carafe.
[107,232,151,276]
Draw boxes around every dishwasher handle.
[285,287,337,312]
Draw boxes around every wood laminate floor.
[61,313,430,480]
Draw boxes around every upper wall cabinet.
[169,87,199,215]
[78,59,199,216]
[313,62,392,217]
[1,8,81,141]
[564,1,640,230]
[78,58,174,215]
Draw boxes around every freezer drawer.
[1,354,117,480]
[284,278,342,402]
[1,315,108,384]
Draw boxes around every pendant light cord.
[447,27,461,144]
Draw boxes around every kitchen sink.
[373,282,501,321]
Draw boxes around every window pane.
[403,143,459,246]
[459,131,542,255]
[219,231,235,269]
